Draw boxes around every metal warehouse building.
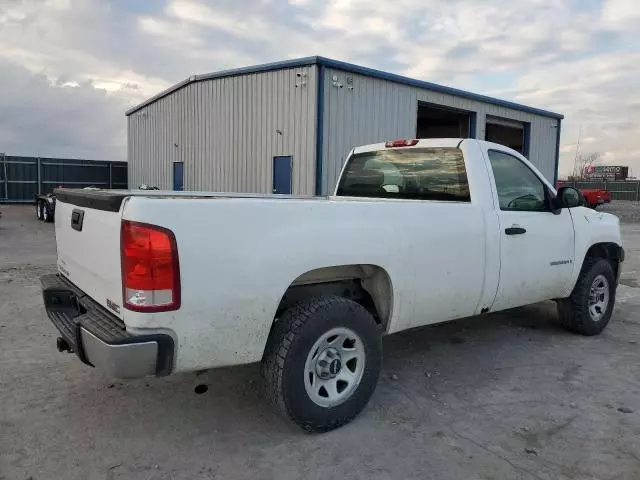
[126,56,563,195]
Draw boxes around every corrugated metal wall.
[0,154,127,203]
[321,68,559,194]
[128,66,318,195]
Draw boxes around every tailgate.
[54,190,127,318]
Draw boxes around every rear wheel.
[262,296,382,432]
[557,258,616,335]
[42,202,51,222]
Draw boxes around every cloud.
[0,0,638,177]
[504,51,640,174]
[602,0,640,29]
[0,60,131,160]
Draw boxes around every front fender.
[563,208,622,296]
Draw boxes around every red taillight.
[121,220,180,312]
[385,139,419,148]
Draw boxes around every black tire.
[557,257,616,336]
[42,202,52,222]
[262,296,382,432]
[36,201,43,220]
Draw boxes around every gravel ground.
[1,204,639,480]
[599,201,640,224]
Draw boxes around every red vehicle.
[557,182,611,209]
[580,188,611,209]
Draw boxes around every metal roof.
[125,56,564,120]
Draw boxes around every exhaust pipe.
[56,337,72,353]
[194,369,209,394]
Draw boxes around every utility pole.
[572,124,582,179]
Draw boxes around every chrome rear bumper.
[41,274,174,378]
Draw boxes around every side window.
[488,150,548,212]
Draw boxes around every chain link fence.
[561,180,640,202]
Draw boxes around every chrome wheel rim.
[588,274,609,322]
[304,327,365,408]
[36,203,41,219]
[42,206,48,221]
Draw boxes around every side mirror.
[557,186,583,209]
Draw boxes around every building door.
[485,116,528,156]
[416,102,475,139]
[272,156,292,194]
[173,162,184,191]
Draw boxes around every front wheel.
[36,201,43,220]
[262,296,382,432]
[557,258,616,335]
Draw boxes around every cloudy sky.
[1,0,638,176]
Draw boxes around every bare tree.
[575,152,601,179]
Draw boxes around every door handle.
[71,209,84,232]
[505,226,526,235]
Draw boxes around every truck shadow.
[44,299,634,478]
[55,301,571,438]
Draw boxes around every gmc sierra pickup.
[41,138,624,432]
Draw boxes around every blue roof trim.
[469,112,477,138]
[316,57,563,119]
[315,65,326,195]
[523,122,531,159]
[125,57,318,116]
[553,118,562,185]
[126,56,564,120]
[126,77,192,116]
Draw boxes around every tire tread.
[558,257,615,336]
[262,296,377,432]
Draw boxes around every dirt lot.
[1,203,639,480]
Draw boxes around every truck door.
[484,148,575,311]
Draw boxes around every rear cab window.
[336,147,471,202]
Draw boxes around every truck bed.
[52,185,487,371]
[55,189,323,212]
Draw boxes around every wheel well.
[276,265,393,331]
[584,242,622,276]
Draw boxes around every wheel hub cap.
[315,348,341,379]
[304,327,366,408]
[588,274,610,322]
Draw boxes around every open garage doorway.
[416,103,475,139]
[485,116,530,156]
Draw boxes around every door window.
[488,150,547,211]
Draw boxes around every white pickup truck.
[42,138,624,432]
